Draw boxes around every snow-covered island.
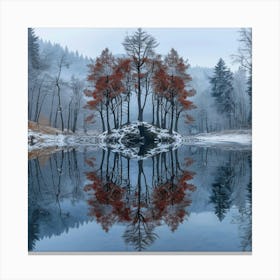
[98,122,183,160]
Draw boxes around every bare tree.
[54,54,69,132]
[232,28,252,72]
[28,44,52,123]
[123,28,158,121]
[69,76,84,133]
[232,28,252,123]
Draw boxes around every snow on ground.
[28,129,66,151]
[28,125,251,159]
[28,129,100,152]
[184,130,252,147]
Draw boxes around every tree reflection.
[234,153,252,251]
[84,149,196,251]
[28,149,87,251]
[209,151,252,251]
[28,146,252,252]
[210,163,235,221]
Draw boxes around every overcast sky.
[34,28,240,70]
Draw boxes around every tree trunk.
[34,79,44,122]
[54,106,58,128]
[152,94,155,125]
[205,114,209,133]
[137,65,142,122]
[112,106,117,129]
[49,91,55,126]
[174,112,181,132]
[161,99,164,128]
[83,113,87,134]
[163,110,168,129]
[72,109,78,133]
[28,83,36,120]
[106,103,111,134]
[67,100,72,132]
[36,93,48,123]
[56,82,64,132]
[100,110,105,132]
[120,97,123,127]
[127,96,130,124]
[156,98,160,127]
[169,102,174,134]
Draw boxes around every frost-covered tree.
[209,58,235,128]
[28,36,90,131]
[28,28,40,120]
[232,28,252,124]
[232,68,250,128]
[233,29,252,72]
[53,54,69,131]
[68,76,84,133]
[28,28,40,70]
[28,29,53,123]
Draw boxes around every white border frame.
[1,0,279,279]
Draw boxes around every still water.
[28,145,252,252]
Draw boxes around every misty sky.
[34,28,240,70]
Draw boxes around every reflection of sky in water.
[35,208,241,252]
[28,145,251,252]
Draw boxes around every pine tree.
[210,58,235,128]
[210,164,234,221]
[28,28,40,121]
[28,28,40,69]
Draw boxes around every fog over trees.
[28,28,252,135]
[28,28,91,132]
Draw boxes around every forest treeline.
[28,28,252,135]
[28,28,90,133]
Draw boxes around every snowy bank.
[28,129,99,155]
[28,124,251,160]
[184,130,252,148]
[28,129,66,151]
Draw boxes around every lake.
[28,144,252,252]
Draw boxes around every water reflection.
[28,146,252,252]
[83,149,195,250]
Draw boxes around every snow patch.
[184,130,252,146]
[28,130,66,151]
[28,130,100,151]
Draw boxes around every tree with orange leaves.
[153,49,195,133]
[114,58,133,125]
[83,149,196,250]
[85,48,124,133]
